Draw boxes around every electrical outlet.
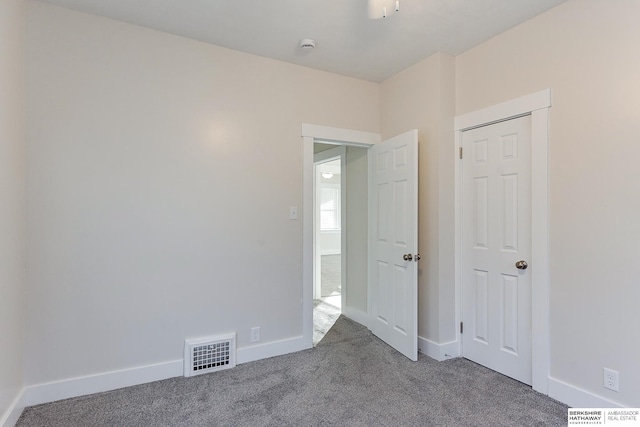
[603,368,619,392]
[250,327,260,343]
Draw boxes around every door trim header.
[454,89,551,131]
[301,123,381,146]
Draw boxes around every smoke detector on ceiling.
[299,39,316,50]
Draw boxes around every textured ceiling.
[35,0,567,82]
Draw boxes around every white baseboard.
[418,336,459,361]
[24,359,183,407]
[1,388,25,427]
[548,377,625,408]
[22,335,309,409]
[236,336,308,364]
[342,307,368,328]
[320,250,341,256]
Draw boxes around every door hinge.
[460,322,463,334]
[459,147,463,159]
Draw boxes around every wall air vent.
[184,333,236,377]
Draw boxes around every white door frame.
[314,146,346,301]
[302,123,380,347]
[454,89,551,395]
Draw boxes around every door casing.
[454,89,551,395]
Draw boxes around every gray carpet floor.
[17,317,568,426]
[321,254,341,298]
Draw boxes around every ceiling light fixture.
[368,0,399,19]
[321,172,334,179]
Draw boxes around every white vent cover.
[184,333,236,377]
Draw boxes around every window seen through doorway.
[320,187,340,230]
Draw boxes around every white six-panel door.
[369,130,418,361]
[462,116,532,384]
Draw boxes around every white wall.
[318,231,340,255]
[344,146,368,315]
[0,0,26,423]
[379,53,456,345]
[456,0,640,406]
[25,1,379,387]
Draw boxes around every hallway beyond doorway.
[313,255,341,345]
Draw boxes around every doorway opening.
[307,131,418,358]
[302,123,379,349]
[313,145,345,345]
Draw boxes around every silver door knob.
[515,260,528,270]
[403,254,413,261]
[414,254,421,261]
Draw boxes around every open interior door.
[368,130,419,361]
